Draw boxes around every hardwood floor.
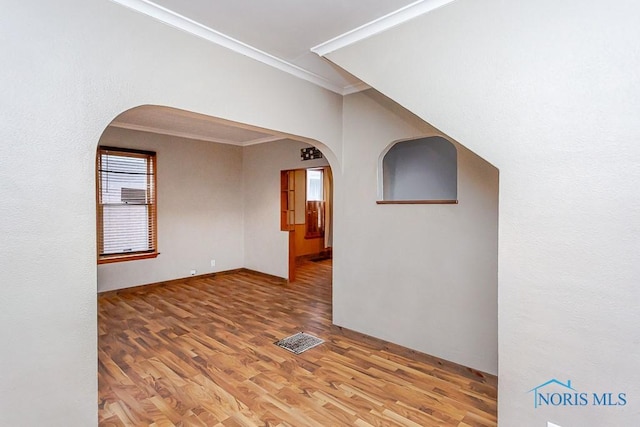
[98,260,497,426]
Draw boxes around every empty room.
[2,1,639,427]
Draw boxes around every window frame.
[96,146,158,264]
[305,168,325,239]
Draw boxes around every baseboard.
[97,267,287,296]
[331,325,498,386]
[98,268,245,296]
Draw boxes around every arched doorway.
[95,104,341,425]
[96,105,339,291]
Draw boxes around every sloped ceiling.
[108,0,455,142]
[113,0,455,94]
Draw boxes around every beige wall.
[335,90,499,374]
[328,1,640,425]
[0,1,342,424]
[8,0,614,423]
[243,140,329,279]
[97,127,244,292]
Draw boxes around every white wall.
[327,1,640,425]
[335,89,498,374]
[0,1,342,425]
[97,127,244,291]
[243,139,328,279]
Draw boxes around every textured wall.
[0,1,342,425]
[328,0,640,425]
[336,90,498,374]
[97,127,245,292]
[243,139,329,279]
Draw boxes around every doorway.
[281,166,333,282]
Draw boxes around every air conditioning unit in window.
[121,188,146,204]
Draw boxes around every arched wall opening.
[2,2,348,424]
[378,136,458,202]
[96,105,339,292]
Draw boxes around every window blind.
[97,146,157,262]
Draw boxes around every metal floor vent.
[274,332,324,355]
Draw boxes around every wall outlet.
[210,259,216,267]
[190,269,196,276]
[548,422,562,427]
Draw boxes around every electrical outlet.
[548,422,562,427]
[210,259,216,267]
[190,269,196,276]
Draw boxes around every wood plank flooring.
[98,260,497,426]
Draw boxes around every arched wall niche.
[378,136,458,203]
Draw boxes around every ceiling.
[114,0,453,94]
[108,1,454,144]
[111,105,286,146]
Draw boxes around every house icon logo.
[528,379,627,408]
[528,379,577,408]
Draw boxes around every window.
[306,169,325,238]
[306,170,323,201]
[96,146,157,263]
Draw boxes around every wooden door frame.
[281,166,332,283]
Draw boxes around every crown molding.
[110,121,240,144]
[110,0,348,94]
[342,81,371,95]
[243,135,287,146]
[110,121,285,146]
[311,0,456,57]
